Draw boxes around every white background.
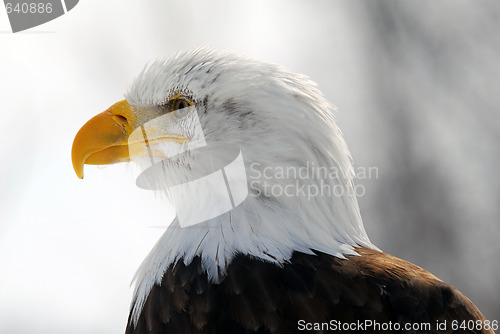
[1,1,498,333]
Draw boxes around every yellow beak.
[71,100,136,179]
[72,99,193,179]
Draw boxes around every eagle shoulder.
[126,247,492,334]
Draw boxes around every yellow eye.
[171,97,193,119]
[172,98,192,111]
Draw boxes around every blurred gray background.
[0,1,498,333]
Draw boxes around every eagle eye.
[171,97,193,119]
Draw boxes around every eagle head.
[72,48,374,285]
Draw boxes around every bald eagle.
[72,49,493,334]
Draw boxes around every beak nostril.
[112,115,128,125]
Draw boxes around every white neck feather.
[129,142,377,325]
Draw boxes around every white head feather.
[125,48,377,324]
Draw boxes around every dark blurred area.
[343,1,500,319]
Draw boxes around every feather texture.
[126,248,492,334]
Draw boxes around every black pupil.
[177,100,187,109]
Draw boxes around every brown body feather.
[126,247,492,334]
